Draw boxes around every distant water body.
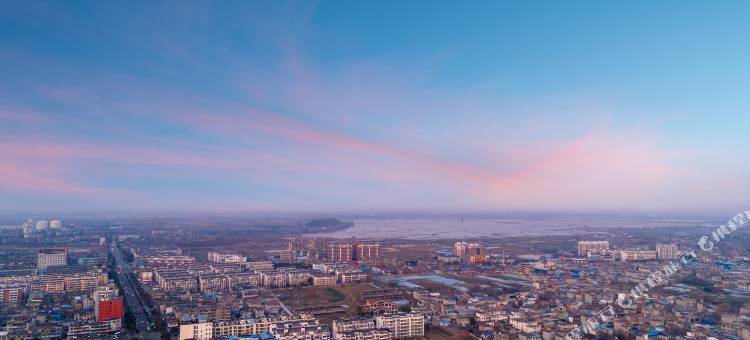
[309,215,716,240]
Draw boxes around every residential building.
[212,318,274,338]
[245,261,275,271]
[454,242,488,263]
[311,273,338,286]
[96,297,123,322]
[355,244,381,262]
[618,250,658,261]
[656,243,679,260]
[208,251,247,263]
[338,270,368,284]
[37,249,66,271]
[338,328,393,340]
[328,243,354,262]
[0,284,24,304]
[68,319,122,337]
[179,322,214,340]
[362,299,400,315]
[577,241,609,257]
[333,318,375,338]
[375,313,424,338]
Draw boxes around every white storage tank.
[35,220,49,231]
[50,219,63,229]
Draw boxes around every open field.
[277,284,375,307]
[415,327,471,339]
[276,284,377,323]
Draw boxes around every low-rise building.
[68,319,122,337]
[312,273,338,286]
[208,251,247,264]
[245,261,275,271]
[375,313,424,338]
[179,321,213,340]
[338,270,367,284]
[333,317,375,338]
[338,328,393,340]
[617,250,657,261]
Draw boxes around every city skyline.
[2,1,750,214]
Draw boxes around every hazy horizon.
[0,208,732,222]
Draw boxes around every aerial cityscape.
[1,1,750,340]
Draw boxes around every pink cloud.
[183,110,501,185]
[0,160,103,194]
[180,109,694,211]
[0,133,417,199]
[0,106,47,123]
[481,131,674,208]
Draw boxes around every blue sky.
[0,1,748,214]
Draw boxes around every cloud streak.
[1,1,745,214]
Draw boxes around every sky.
[0,1,749,215]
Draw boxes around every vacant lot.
[416,327,469,340]
[280,284,377,306]
[277,284,377,323]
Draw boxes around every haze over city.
[2,2,749,215]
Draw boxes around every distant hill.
[303,218,353,231]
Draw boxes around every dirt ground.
[276,283,377,323]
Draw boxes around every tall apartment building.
[656,243,680,259]
[355,243,381,262]
[375,313,424,338]
[454,241,467,257]
[454,242,488,264]
[94,285,123,322]
[96,297,123,322]
[577,241,610,257]
[328,243,381,263]
[93,284,117,301]
[207,251,247,263]
[37,249,67,271]
[328,243,354,262]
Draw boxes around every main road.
[110,240,151,333]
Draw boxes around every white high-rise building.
[22,223,31,238]
[656,243,679,259]
[37,249,66,271]
[577,240,609,257]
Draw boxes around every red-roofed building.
[96,297,123,322]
